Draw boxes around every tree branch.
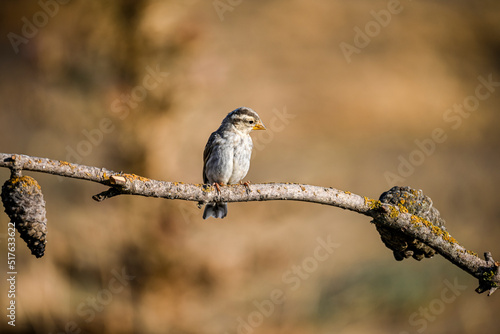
[1,153,498,295]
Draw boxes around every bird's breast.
[228,135,252,184]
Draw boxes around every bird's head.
[223,107,266,134]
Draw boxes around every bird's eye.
[248,120,254,124]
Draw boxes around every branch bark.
[1,152,498,295]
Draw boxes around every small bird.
[202,107,266,219]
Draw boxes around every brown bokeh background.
[1,1,500,333]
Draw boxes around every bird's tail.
[203,202,228,219]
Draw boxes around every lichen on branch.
[0,152,498,295]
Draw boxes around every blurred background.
[1,0,500,333]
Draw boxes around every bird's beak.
[252,121,266,130]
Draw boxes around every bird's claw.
[240,180,251,195]
[213,182,223,201]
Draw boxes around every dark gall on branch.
[2,174,48,258]
[373,186,445,261]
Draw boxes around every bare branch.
[0,153,372,212]
[1,152,498,295]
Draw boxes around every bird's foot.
[240,180,251,195]
[213,182,223,193]
[213,182,224,201]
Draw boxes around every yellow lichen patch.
[395,198,411,213]
[365,198,381,210]
[9,176,42,191]
[466,250,479,257]
[9,176,21,185]
[440,230,458,244]
[300,186,306,191]
[344,191,351,195]
[409,214,457,244]
[481,270,497,284]
[387,205,400,218]
[409,215,425,226]
[398,204,409,214]
[123,173,150,183]
[58,160,76,169]
[410,215,421,225]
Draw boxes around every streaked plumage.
[202,107,266,219]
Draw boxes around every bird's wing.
[203,131,218,184]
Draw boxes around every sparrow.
[202,107,266,219]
